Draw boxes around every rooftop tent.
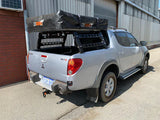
[27,10,108,32]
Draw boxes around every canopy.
[27,10,108,32]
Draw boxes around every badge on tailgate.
[41,55,48,63]
[41,55,48,69]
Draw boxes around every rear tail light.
[27,53,29,64]
[67,58,83,75]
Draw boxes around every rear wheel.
[100,72,117,103]
[141,57,148,74]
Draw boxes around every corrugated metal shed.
[57,0,93,16]
[94,0,117,27]
[26,0,94,17]
[26,0,57,17]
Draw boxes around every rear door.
[114,32,135,72]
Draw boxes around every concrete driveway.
[0,48,160,120]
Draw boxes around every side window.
[126,33,139,47]
[114,32,130,47]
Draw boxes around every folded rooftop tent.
[27,10,108,32]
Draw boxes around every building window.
[2,0,22,9]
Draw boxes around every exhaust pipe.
[52,84,70,94]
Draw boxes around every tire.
[100,72,117,103]
[141,57,148,74]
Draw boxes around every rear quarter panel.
[68,31,119,91]
[68,47,119,91]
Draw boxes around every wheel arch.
[140,51,150,66]
[92,60,119,88]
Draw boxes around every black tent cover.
[27,10,108,32]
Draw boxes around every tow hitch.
[42,88,52,97]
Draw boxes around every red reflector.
[27,53,29,64]
[67,58,83,75]
[41,55,47,58]
[34,21,43,26]
[85,23,92,27]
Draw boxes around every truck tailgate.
[28,51,70,83]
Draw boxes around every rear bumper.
[29,71,70,94]
[29,71,40,83]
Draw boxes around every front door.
[114,32,135,72]
[126,33,143,67]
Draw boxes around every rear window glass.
[114,32,130,47]
[126,33,139,46]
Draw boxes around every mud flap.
[86,88,99,103]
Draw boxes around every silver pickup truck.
[27,11,149,103]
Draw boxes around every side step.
[120,68,141,80]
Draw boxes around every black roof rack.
[27,10,108,33]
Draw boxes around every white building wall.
[118,0,160,45]
[158,9,160,18]
[26,0,94,17]
[94,0,117,26]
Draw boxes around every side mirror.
[140,41,147,46]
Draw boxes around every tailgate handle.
[41,55,48,63]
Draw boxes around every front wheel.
[141,57,148,74]
[99,72,117,103]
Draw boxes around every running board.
[120,68,141,80]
